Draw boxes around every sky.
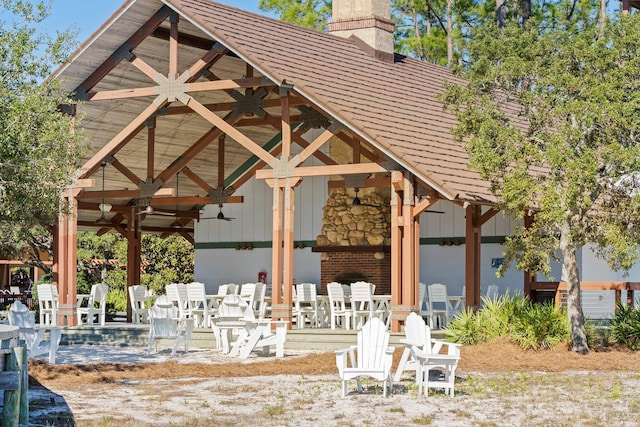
[43,0,270,42]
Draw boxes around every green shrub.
[445,292,569,350]
[509,300,569,349]
[610,303,640,350]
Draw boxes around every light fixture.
[95,162,111,225]
[352,188,362,206]
[462,201,470,209]
[99,202,112,212]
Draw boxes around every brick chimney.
[328,0,395,62]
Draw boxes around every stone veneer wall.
[316,188,391,247]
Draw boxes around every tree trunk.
[496,0,506,29]
[521,0,531,28]
[559,220,589,354]
[447,0,454,68]
[598,0,607,34]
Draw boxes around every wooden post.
[126,207,142,322]
[269,182,286,321]
[282,181,295,320]
[18,344,28,425]
[2,343,25,427]
[390,171,403,331]
[465,204,482,307]
[523,214,536,300]
[53,188,79,326]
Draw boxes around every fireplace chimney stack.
[328,0,395,62]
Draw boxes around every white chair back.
[129,285,151,324]
[485,285,499,300]
[327,282,351,330]
[37,283,58,326]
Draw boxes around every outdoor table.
[447,295,465,314]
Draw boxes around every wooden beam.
[149,195,243,206]
[256,162,386,180]
[77,187,174,199]
[87,77,270,102]
[151,27,223,51]
[155,112,240,185]
[182,167,212,193]
[186,96,276,165]
[169,12,178,76]
[327,177,389,189]
[160,97,305,116]
[335,131,381,163]
[281,90,291,160]
[88,86,157,101]
[74,6,171,95]
[295,124,341,165]
[478,207,500,226]
[413,197,439,217]
[111,157,143,186]
[147,118,155,180]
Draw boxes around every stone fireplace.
[313,188,391,294]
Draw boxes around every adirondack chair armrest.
[335,345,358,375]
[430,339,462,355]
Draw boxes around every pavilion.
[49,0,536,330]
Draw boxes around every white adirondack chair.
[211,294,254,353]
[8,300,61,364]
[147,295,194,356]
[327,282,351,330]
[292,283,318,328]
[166,283,191,319]
[394,312,461,396]
[425,283,450,328]
[350,281,385,329]
[335,317,395,397]
[485,284,499,301]
[128,285,151,324]
[186,281,210,327]
[77,283,109,326]
[37,283,58,326]
[236,319,287,359]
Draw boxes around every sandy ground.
[21,344,640,426]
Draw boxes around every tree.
[442,14,640,353]
[259,0,332,30]
[76,231,194,297]
[0,0,84,264]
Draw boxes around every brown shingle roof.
[166,0,494,202]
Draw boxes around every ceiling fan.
[137,205,176,216]
[199,198,237,221]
